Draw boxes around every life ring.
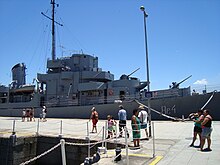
[108,89,113,95]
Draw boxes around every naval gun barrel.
[172,75,192,89]
[127,68,140,77]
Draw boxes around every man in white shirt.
[118,105,129,138]
[138,105,149,139]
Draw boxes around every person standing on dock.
[118,105,129,138]
[200,109,213,151]
[189,110,203,147]
[42,105,47,122]
[90,107,98,133]
[30,107,35,122]
[107,115,114,138]
[138,105,149,140]
[131,109,141,148]
[26,109,30,122]
[22,109,26,122]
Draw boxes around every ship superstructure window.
[87,91,101,96]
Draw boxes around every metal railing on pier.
[18,122,156,165]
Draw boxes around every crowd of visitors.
[21,103,212,151]
[88,104,149,148]
[21,105,47,122]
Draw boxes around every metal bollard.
[10,132,17,146]
[36,119,40,136]
[125,127,129,165]
[182,115,185,122]
[87,121,89,137]
[12,119,16,134]
[114,147,121,162]
[105,121,107,148]
[86,121,91,157]
[59,120,63,138]
[152,122,155,158]
[60,139,66,165]
[10,120,17,146]
[102,126,104,147]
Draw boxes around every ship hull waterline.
[0,92,219,121]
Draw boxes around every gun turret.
[171,75,192,89]
[120,68,140,80]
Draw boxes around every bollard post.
[60,139,66,165]
[87,121,89,137]
[115,124,119,147]
[116,124,118,139]
[10,120,17,146]
[102,126,105,147]
[59,120,63,138]
[125,127,129,165]
[98,125,107,154]
[105,121,107,149]
[86,121,90,157]
[152,122,155,158]
[12,119,16,134]
[36,119,40,136]
[88,136,90,158]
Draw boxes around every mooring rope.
[20,142,61,165]
[134,100,178,120]
[19,137,114,165]
[65,138,112,147]
[200,90,216,110]
[134,90,216,121]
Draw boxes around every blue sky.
[0,0,219,93]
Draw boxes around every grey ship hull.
[0,92,219,121]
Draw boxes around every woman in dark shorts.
[200,110,213,151]
[189,110,204,147]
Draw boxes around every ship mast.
[51,0,56,61]
[41,0,63,61]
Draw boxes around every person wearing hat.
[90,107,98,133]
[118,105,129,138]
[138,105,149,139]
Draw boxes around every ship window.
[87,90,101,96]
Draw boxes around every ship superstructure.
[37,54,147,107]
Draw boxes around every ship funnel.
[11,63,26,88]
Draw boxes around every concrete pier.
[0,117,220,165]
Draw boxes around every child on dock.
[107,115,117,138]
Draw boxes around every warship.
[0,1,220,120]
